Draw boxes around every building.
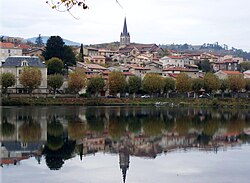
[213,59,239,72]
[160,55,193,68]
[214,70,243,80]
[0,42,22,65]
[23,48,44,57]
[1,56,47,94]
[162,67,203,79]
[129,65,151,78]
[120,17,130,47]
[119,44,163,58]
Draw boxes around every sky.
[2,146,250,183]
[1,0,250,51]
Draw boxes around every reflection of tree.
[175,117,192,136]
[86,112,105,134]
[19,119,41,142]
[43,140,76,170]
[197,133,212,145]
[47,117,64,151]
[47,134,64,151]
[68,120,87,140]
[203,119,219,136]
[227,119,245,134]
[1,117,15,137]
[128,116,142,134]
[47,117,64,136]
[109,118,127,139]
[142,117,165,136]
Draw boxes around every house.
[76,62,108,73]
[118,44,163,57]
[213,59,239,72]
[145,61,163,74]
[214,70,243,80]
[98,49,117,57]
[160,56,193,68]
[162,67,203,79]
[0,42,22,65]
[83,47,99,56]
[243,70,250,79]
[23,48,44,57]
[1,56,47,94]
[129,65,151,78]
[89,55,106,65]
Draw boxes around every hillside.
[160,43,250,60]
[25,36,81,46]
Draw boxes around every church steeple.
[122,18,129,37]
[120,17,130,47]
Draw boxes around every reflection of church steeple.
[119,151,130,183]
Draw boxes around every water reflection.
[1,106,250,182]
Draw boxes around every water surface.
[1,106,250,183]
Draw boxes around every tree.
[198,60,212,72]
[63,45,76,66]
[46,57,64,75]
[142,73,164,96]
[42,36,76,66]
[245,79,250,92]
[87,76,105,97]
[0,72,15,95]
[220,79,229,98]
[128,76,141,98]
[48,74,64,97]
[43,36,65,60]
[19,67,42,95]
[176,73,191,94]
[239,61,250,72]
[163,77,175,98]
[228,75,246,95]
[77,43,84,62]
[47,0,88,11]
[191,78,204,98]
[203,73,220,94]
[108,71,126,96]
[35,34,44,47]
[68,68,86,96]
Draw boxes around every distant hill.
[25,36,81,46]
[160,42,250,60]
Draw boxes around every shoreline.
[2,97,250,108]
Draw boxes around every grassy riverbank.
[2,97,250,108]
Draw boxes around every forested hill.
[160,43,250,60]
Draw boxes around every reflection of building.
[0,141,43,166]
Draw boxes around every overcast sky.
[1,0,250,51]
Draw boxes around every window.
[21,61,28,66]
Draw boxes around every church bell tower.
[120,17,130,47]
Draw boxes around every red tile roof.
[130,66,151,70]
[163,67,198,72]
[222,70,242,75]
[0,42,16,49]
[168,56,185,59]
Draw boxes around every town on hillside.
[1,18,250,98]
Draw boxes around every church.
[120,17,130,47]
[119,17,163,56]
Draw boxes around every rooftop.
[2,56,46,68]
